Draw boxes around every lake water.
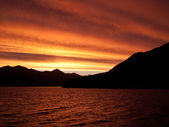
[0,87,169,127]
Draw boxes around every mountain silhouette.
[0,65,80,86]
[63,42,169,88]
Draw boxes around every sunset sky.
[0,0,169,75]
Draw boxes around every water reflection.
[0,87,169,127]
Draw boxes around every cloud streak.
[0,51,123,65]
[0,30,134,55]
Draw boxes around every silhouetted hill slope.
[63,43,169,88]
[0,66,80,86]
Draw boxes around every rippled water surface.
[0,87,169,127]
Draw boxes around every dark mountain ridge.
[63,43,169,88]
[0,65,80,86]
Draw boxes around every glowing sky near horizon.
[0,0,169,75]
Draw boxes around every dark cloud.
[0,51,123,65]
[0,51,55,62]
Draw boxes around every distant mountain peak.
[0,65,11,69]
[0,65,81,86]
[0,65,27,70]
[13,65,28,70]
[52,69,64,73]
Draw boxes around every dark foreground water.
[0,87,169,127]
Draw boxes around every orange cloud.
[0,0,169,75]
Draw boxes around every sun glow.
[0,0,168,75]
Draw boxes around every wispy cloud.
[0,0,169,74]
[0,51,123,65]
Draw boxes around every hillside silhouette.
[0,66,80,86]
[63,42,169,88]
